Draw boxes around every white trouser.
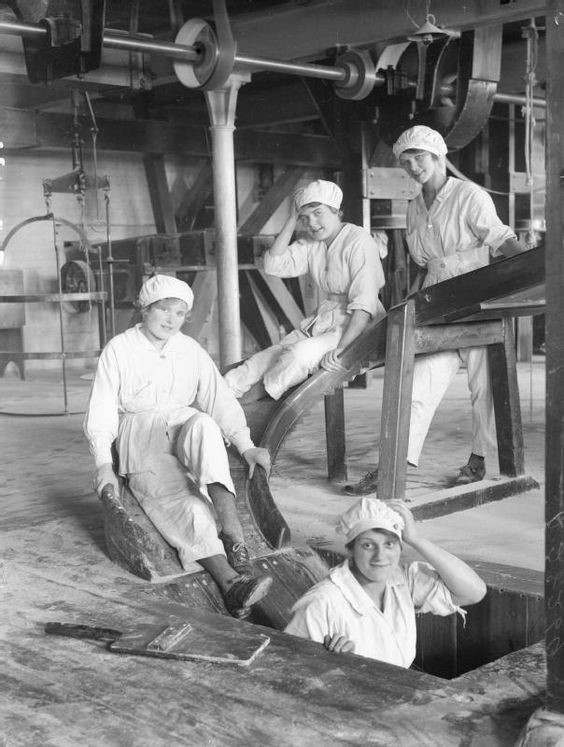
[407,346,497,467]
[224,328,342,400]
[125,410,232,567]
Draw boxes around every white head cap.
[294,179,343,212]
[336,497,405,543]
[138,274,194,310]
[392,125,448,159]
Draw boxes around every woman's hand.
[323,633,355,654]
[320,347,345,372]
[387,499,487,606]
[92,462,119,497]
[387,500,419,545]
[243,447,272,479]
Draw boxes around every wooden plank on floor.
[411,475,540,521]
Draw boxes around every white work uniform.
[83,325,255,567]
[284,559,463,667]
[405,177,516,466]
[224,224,386,400]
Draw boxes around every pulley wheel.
[334,49,377,100]
[173,18,220,89]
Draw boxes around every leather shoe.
[343,468,379,496]
[223,575,273,617]
[454,456,486,485]
[220,533,253,576]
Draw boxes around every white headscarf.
[138,274,194,310]
[293,179,343,212]
[336,497,405,543]
[393,125,448,159]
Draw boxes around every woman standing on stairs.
[345,125,528,495]
[224,179,387,401]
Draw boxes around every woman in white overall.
[284,497,486,666]
[224,179,386,400]
[345,126,527,495]
[84,274,273,617]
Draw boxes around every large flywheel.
[372,26,503,150]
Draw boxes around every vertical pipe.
[205,75,249,368]
[209,123,241,366]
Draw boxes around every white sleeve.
[465,187,516,253]
[346,232,386,318]
[407,561,467,620]
[284,590,332,644]
[83,343,121,468]
[263,240,310,277]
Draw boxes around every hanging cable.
[446,158,513,195]
[522,18,541,423]
[523,18,540,250]
[83,90,106,233]
[446,157,545,196]
[104,187,116,340]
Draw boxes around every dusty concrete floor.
[270,359,545,571]
[0,357,547,746]
[0,357,545,568]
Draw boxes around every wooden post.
[143,153,177,234]
[517,5,564,740]
[205,73,250,368]
[377,300,416,500]
[545,0,564,716]
[488,318,525,477]
[324,389,347,482]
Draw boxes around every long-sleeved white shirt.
[406,177,516,287]
[264,223,386,336]
[83,325,255,473]
[284,559,463,668]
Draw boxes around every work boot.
[223,575,273,618]
[343,468,379,496]
[453,454,486,485]
[220,533,254,576]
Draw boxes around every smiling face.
[298,202,342,244]
[398,148,441,185]
[350,528,402,585]
[141,297,188,348]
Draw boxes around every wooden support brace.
[245,271,282,346]
[143,153,177,235]
[182,270,217,343]
[239,270,276,350]
[414,320,504,354]
[256,270,304,330]
[378,300,416,500]
[324,388,347,482]
[489,317,525,477]
[238,167,305,236]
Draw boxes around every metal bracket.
[22,0,106,84]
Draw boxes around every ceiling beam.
[0,107,341,166]
[231,1,547,60]
[165,83,319,128]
